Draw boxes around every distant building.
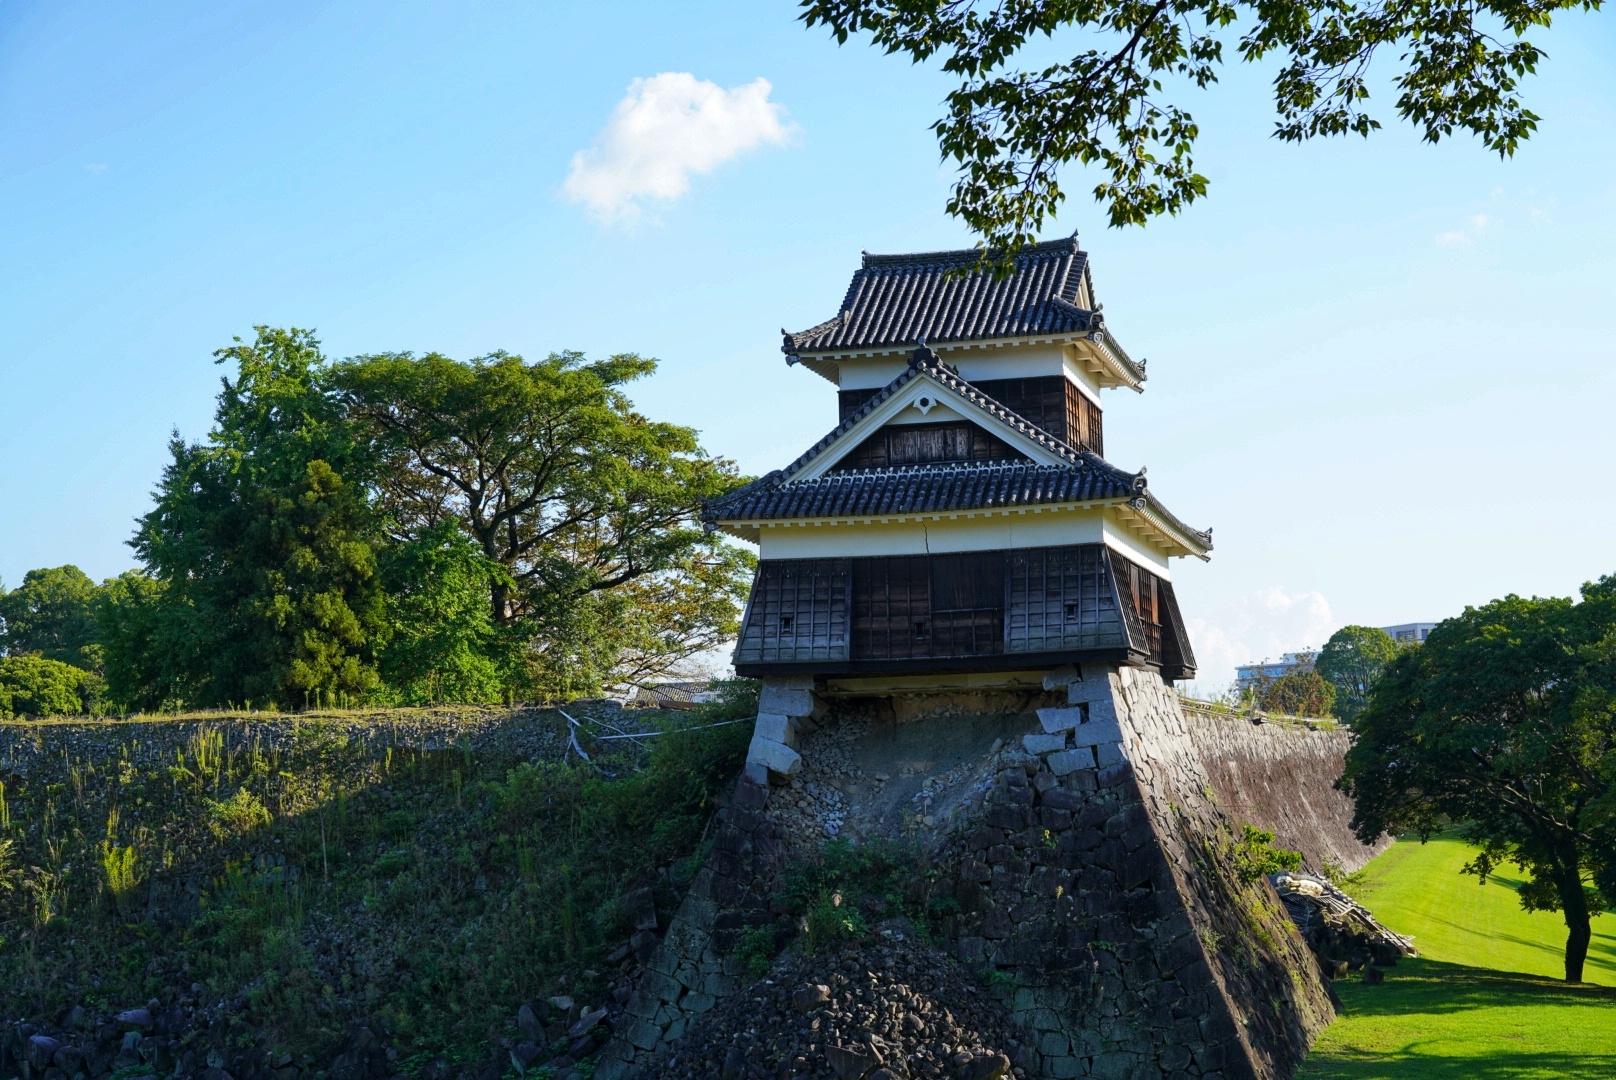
[1380,622,1436,644]
[1235,652,1315,688]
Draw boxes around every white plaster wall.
[754,507,1172,574]
[831,343,1103,404]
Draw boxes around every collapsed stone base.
[598,666,1339,1079]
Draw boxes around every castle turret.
[705,235,1209,685]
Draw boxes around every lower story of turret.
[732,542,1196,683]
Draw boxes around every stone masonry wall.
[598,668,1342,1079]
[1183,712,1389,874]
[935,666,1334,1079]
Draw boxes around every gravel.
[644,931,1031,1080]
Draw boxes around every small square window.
[780,615,794,635]
[1064,602,1080,622]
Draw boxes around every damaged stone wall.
[598,668,1343,1079]
[1183,712,1388,874]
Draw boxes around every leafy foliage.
[1341,578,1616,982]
[1316,624,1402,722]
[330,348,753,697]
[1232,823,1303,883]
[801,0,1594,259]
[1259,669,1337,717]
[133,327,386,709]
[0,655,105,718]
[0,565,104,670]
[99,330,750,711]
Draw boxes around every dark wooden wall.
[837,376,1104,456]
[829,421,1024,471]
[733,544,1196,679]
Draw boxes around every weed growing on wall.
[0,683,756,1070]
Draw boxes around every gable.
[791,358,1074,481]
[829,420,1029,472]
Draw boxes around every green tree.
[1341,580,1616,983]
[0,656,104,718]
[96,570,194,712]
[1316,624,1401,722]
[1258,669,1336,717]
[375,521,509,705]
[0,565,103,670]
[802,0,1592,257]
[133,327,386,709]
[330,349,753,696]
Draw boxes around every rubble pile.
[1270,872,1416,982]
[644,933,1031,1080]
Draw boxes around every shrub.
[1233,824,1303,883]
[205,789,272,839]
[0,656,105,717]
[1258,670,1337,718]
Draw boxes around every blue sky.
[2,0,1613,688]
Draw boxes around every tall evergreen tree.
[132,327,385,708]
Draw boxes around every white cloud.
[1182,586,1336,696]
[1434,230,1469,245]
[562,72,796,224]
[84,163,107,173]
[1471,213,1490,231]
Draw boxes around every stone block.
[680,991,715,1014]
[622,1017,661,1051]
[1037,707,1086,733]
[1040,787,1085,811]
[1066,674,1117,705]
[1047,1057,1082,1079]
[747,735,801,778]
[758,684,815,717]
[1023,733,1067,755]
[753,712,798,748]
[1096,741,1125,767]
[1070,715,1123,747]
[1045,749,1090,776]
[1037,1032,1070,1056]
[640,969,682,1004]
[762,674,815,690]
[1041,663,1081,690]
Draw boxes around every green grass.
[1352,836,1616,985]
[1299,958,1616,1079]
[1298,837,1616,1079]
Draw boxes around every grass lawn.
[1298,958,1616,1079]
[1352,836,1616,985]
[1297,837,1616,1078]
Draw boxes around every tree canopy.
[802,0,1595,256]
[1340,579,1616,982]
[1258,668,1336,717]
[330,348,752,697]
[0,565,103,670]
[132,327,386,710]
[1316,623,1401,722]
[91,328,753,713]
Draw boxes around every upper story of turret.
[782,235,1142,456]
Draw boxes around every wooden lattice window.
[1006,545,1125,653]
[735,559,850,664]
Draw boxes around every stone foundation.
[598,667,1342,1079]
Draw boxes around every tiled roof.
[771,346,1091,482]
[783,236,1099,355]
[706,345,1212,554]
[706,462,1135,521]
